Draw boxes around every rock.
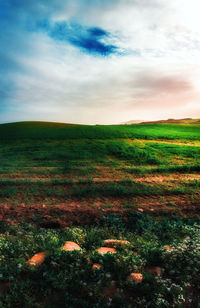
[164,245,173,251]
[128,273,143,283]
[103,239,130,247]
[62,241,81,251]
[97,247,116,255]
[92,263,102,270]
[145,266,162,276]
[28,252,45,266]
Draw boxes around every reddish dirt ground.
[0,192,199,227]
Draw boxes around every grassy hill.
[0,120,200,140]
[124,118,200,125]
[0,121,199,307]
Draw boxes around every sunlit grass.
[0,121,200,307]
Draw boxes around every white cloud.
[1,0,200,123]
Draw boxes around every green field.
[0,122,200,307]
[0,121,200,140]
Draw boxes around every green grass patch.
[0,179,198,201]
[0,216,199,307]
[0,122,200,141]
[125,163,200,174]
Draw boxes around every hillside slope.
[0,121,200,140]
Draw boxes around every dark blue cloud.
[70,36,117,56]
[36,21,118,56]
[88,27,108,37]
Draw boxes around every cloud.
[133,74,192,93]
[0,0,200,124]
[125,70,200,114]
[36,21,118,56]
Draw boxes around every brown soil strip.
[0,193,199,227]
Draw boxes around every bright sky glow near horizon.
[1,0,200,124]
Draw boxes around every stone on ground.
[62,241,81,251]
[128,273,143,283]
[28,252,45,266]
[103,239,130,247]
[97,247,116,255]
[92,263,102,270]
[164,245,173,251]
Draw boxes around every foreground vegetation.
[0,121,199,307]
[0,215,200,307]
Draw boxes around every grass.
[0,216,200,307]
[0,178,199,203]
[0,121,199,140]
[125,163,200,175]
[0,121,200,307]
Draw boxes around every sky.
[0,0,200,124]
